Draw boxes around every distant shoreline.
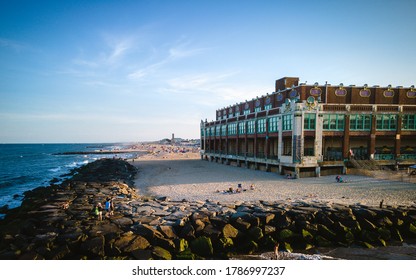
[54,150,147,155]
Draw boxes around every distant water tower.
[171,133,175,145]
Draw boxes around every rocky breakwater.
[1,159,416,260]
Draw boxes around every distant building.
[200,77,416,177]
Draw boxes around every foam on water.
[0,143,133,212]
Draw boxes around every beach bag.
[94,207,99,216]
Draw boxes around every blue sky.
[1,0,415,143]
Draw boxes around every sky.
[0,0,415,143]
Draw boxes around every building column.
[293,111,302,163]
[278,116,283,159]
[395,113,402,159]
[343,115,350,160]
[369,111,377,159]
[265,114,269,160]
[315,112,323,160]
[315,166,321,177]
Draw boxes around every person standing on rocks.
[105,197,112,218]
[95,203,103,221]
[110,197,115,215]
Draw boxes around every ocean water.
[0,143,136,213]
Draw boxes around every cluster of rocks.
[1,159,416,260]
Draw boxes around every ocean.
[0,143,136,214]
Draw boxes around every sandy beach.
[131,145,416,207]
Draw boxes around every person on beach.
[110,198,115,215]
[105,198,112,218]
[250,184,255,190]
[94,203,103,221]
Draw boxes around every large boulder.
[190,236,213,257]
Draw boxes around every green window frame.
[257,118,266,133]
[244,109,251,115]
[227,123,237,135]
[304,113,316,130]
[247,120,256,134]
[221,125,227,136]
[282,115,293,131]
[264,104,272,110]
[254,107,262,112]
[350,114,371,131]
[323,114,344,131]
[238,122,246,134]
[268,116,278,133]
[215,126,221,136]
[402,114,416,130]
[376,114,397,130]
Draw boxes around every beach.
[1,147,416,260]
[131,145,416,207]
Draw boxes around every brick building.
[200,77,416,177]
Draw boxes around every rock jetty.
[1,158,416,260]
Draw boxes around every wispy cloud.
[128,40,209,80]
[105,38,134,64]
[161,71,270,107]
[0,37,27,52]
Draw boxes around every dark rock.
[358,218,377,231]
[153,236,176,251]
[80,236,105,258]
[217,237,234,250]
[409,223,416,235]
[232,217,251,231]
[0,205,9,214]
[315,235,332,247]
[278,229,294,242]
[190,236,213,257]
[248,227,263,241]
[239,240,258,254]
[253,212,275,226]
[131,249,152,260]
[121,235,150,252]
[152,246,172,260]
[133,224,164,239]
[317,224,337,241]
[180,223,196,239]
[202,224,221,239]
[175,249,196,260]
[273,214,292,229]
[112,217,133,228]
